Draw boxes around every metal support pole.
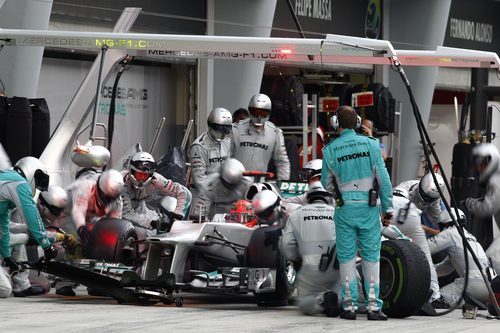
[89,45,108,143]
[311,94,318,160]
[302,94,309,166]
[469,67,493,248]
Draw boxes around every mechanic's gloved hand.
[77,225,90,249]
[63,234,78,249]
[264,228,283,250]
[3,257,21,273]
[382,212,393,226]
[464,198,476,211]
[55,232,66,243]
[43,245,58,261]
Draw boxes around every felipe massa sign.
[444,0,499,52]
[272,0,380,39]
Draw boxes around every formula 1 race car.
[76,176,430,317]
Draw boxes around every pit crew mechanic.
[428,209,491,306]
[283,159,325,207]
[321,106,393,321]
[189,108,232,219]
[121,151,191,233]
[464,143,500,273]
[196,158,252,219]
[391,185,443,307]
[65,169,124,244]
[0,157,58,298]
[231,93,290,180]
[279,184,341,317]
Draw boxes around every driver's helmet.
[419,173,445,203]
[129,151,157,190]
[252,190,281,225]
[38,185,68,219]
[299,159,322,182]
[470,143,500,184]
[14,156,49,196]
[207,107,233,142]
[248,93,272,128]
[96,169,124,208]
[221,158,245,187]
[228,200,255,224]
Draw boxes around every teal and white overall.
[322,129,392,312]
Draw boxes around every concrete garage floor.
[1,288,499,333]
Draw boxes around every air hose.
[391,58,500,317]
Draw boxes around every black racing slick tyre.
[85,218,138,265]
[379,239,431,318]
[254,259,296,307]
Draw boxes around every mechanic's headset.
[330,108,361,130]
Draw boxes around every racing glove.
[43,245,58,261]
[382,211,393,226]
[63,234,79,249]
[3,257,21,273]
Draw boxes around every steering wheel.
[242,171,275,183]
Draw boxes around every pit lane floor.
[1,287,498,333]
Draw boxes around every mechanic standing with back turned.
[322,106,393,321]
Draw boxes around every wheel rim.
[285,262,296,286]
[379,256,395,299]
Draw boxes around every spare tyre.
[380,239,430,318]
[85,218,138,265]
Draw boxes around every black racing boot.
[340,310,357,320]
[323,291,341,317]
[367,310,388,321]
[13,285,46,297]
[56,286,76,297]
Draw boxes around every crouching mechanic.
[428,209,491,306]
[279,184,341,317]
[391,185,443,308]
[283,159,325,207]
[65,169,124,245]
[464,143,500,273]
[0,157,58,298]
[121,152,191,235]
[321,106,392,320]
[37,186,79,296]
[197,158,252,219]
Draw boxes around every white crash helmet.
[221,158,245,187]
[38,185,68,218]
[419,173,445,203]
[245,182,274,201]
[96,169,124,208]
[252,190,281,225]
[471,143,500,184]
[129,151,156,190]
[207,107,233,142]
[248,93,272,127]
[14,156,49,196]
[299,159,323,182]
[306,181,334,205]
